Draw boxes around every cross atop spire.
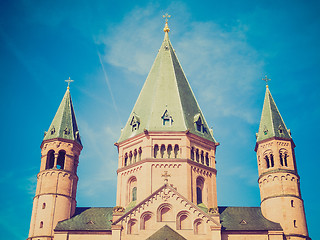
[262,75,271,87]
[65,77,74,89]
[163,13,171,33]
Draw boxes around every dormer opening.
[130,113,140,132]
[194,114,204,133]
[161,109,173,126]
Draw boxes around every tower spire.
[256,83,291,143]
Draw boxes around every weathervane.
[163,13,171,33]
[65,77,74,89]
[262,75,271,87]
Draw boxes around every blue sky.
[0,0,319,239]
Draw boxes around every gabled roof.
[43,88,82,146]
[118,28,216,143]
[219,206,282,231]
[112,184,220,226]
[146,225,187,240]
[256,86,291,142]
[55,207,113,231]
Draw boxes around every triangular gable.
[112,184,220,227]
[146,225,186,240]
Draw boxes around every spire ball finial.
[65,77,74,90]
[163,13,171,32]
[262,75,271,88]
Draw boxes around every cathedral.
[27,20,310,240]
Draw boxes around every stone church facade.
[27,21,310,240]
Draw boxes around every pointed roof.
[256,86,291,142]
[43,88,82,146]
[146,225,187,240]
[118,26,216,143]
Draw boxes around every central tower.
[115,20,219,214]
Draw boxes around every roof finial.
[262,75,271,88]
[65,77,74,90]
[163,13,171,33]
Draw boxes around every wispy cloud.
[98,3,264,124]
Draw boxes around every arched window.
[157,204,173,222]
[284,153,288,166]
[128,177,137,203]
[160,145,166,158]
[140,212,153,230]
[167,144,172,158]
[154,145,159,158]
[138,147,142,161]
[196,149,199,162]
[133,149,137,163]
[270,154,274,167]
[294,220,297,228]
[265,155,270,168]
[200,151,204,164]
[194,219,204,234]
[46,150,55,169]
[191,147,194,160]
[196,177,204,205]
[42,203,46,209]
[128,219,138,234]
[124,153,128,166]
[40,221,43,228]
[177,211,191,230]
[132,187,137,201]
[205,153,209,166]
[129,151,133,165]
[57,150,66,170]
[291,200,294,207]
[174,145,179,158]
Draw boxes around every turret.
[28,82,82,240]
[255,80,309,240]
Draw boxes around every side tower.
[115,21,219,213]
[28,85,82,240]
[255,83,309,240]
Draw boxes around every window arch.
[124,153,128,166]
[205,153,210,166]
[138,147,142,161]
[196,177,204,205]
[160,145,166,158]
[157,203,173,222]
[167,144,172,158]
[174,145,179,158]
[46,150,55,169]
[176,211,191,230]
[191,147,195,160]
[133,149,137,163]
[57,150,66,170]
[129,151,133,165]
[128,177,137,203]
[194,219,204,234]
[196,149,199,162]
[200,151,204,164]
[127,219,138,234]
[154,145,159,158]
[280,149,289,167]
[263,150,274,169]
[270,154,274,167]
[40,221,43,228]
[140,212,153,230]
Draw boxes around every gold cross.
[163,13,171,23]
[65,77,74,89]
[262,75,271,86]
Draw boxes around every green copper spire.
[43,87,82,146]
[118,22,216,143]
[256,85,291,142]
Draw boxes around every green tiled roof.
[146,225,187,240]
[55,206,281,232]
[43,88,82,146]
[118,31,216,143]
[55,207,113,231]
[219,206,282,231]
[256,86,291,142]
